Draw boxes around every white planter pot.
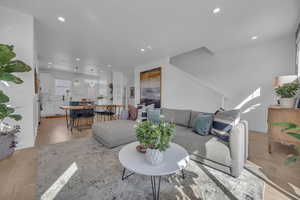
[279,98,295,108]
[146,148,164,165]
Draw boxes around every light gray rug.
[37,137,264,200]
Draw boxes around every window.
[55,79,71,96]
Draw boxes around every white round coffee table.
[119,141,189,200]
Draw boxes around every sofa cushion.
[193,113,213,136]
[147,109,161,123]
[211,109,240,142]
[92,120,137,148]
[173,126,231,167]
[161,108,191,127]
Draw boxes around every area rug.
[37,137,265,200]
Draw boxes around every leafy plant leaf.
[286,132,300,140]
[272,122,297,127]
[272,122,300,132]
[0,104,15,120]
[0,45,15,64]
[8,114,22,121]
[0,90,9,103]
[275,82,299,98]
[0,104,9,119]
[285,154,299,165]
[0,72,23,84]
[3,60,31,73]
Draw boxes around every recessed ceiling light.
[140,48,145,52]
[48,62,52,65]
[57,17,65,22]
[107,64,112,68]
[251,36,258,40]
[76,58,80,61]
[213,7,221,14]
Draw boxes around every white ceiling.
[0,0,299,74]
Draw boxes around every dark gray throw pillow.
[211,109,240,142]
[193,113,213,136]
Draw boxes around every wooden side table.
[267,106,300,153]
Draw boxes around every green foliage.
[0,104,21,121]
[285,155,298,165]
[275,82,299,98]
[135,120,176,152]
[8,114,22,121]
[0,44,32,123]
[0,91,9,103]
[272,121,300,164]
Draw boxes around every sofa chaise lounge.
[92,108,248,177]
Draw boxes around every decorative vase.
[0,134,15,160]
[146,148,164,165]
[0,123,19,161]
[279,98,295,108]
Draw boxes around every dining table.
[60,104,124,131]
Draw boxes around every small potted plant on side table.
[275,82,299,108]
[135,120,176,165]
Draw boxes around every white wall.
[0,6,36,149]
[171,35,296,132]
[134,58,223,112]
[112,71,125,105]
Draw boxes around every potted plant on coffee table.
[275,82,299,108]
[0,44,32,159]
[135,120,176,165]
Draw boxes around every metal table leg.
[121,168,135,180]
[120,168,184,200]
[181,169,185,179]
[65,110,69,128]
[150,176,161,200]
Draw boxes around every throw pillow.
[189,111,214,128]
[211,109,240,142]
[147,109,161,123]
[128,105,138,120]
[136,105,147,122]
[214,107,225,115]
[193,113,213,136]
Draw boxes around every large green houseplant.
[275,82,299,108]
[0,44,31,158]
[136,119,176,165]
[0,44,31,124]
[273,122,300,164]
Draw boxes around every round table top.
[119,142,189,176]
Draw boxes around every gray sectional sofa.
[92,108,248,177]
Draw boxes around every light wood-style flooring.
[0,117,299,200]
